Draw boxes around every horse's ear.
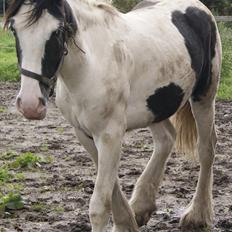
[39,0,63,9]
[55,0,63,5]
[63,1,78,38]
[51,0,65,13]
[51,0,63,7]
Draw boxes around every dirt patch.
[0,82,232,232]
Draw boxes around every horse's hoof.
[112,225,139,232]
[180,203,213,231]
[135,211,152,227]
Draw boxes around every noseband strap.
[20,68,55,88]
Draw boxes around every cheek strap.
[20,68,56,88]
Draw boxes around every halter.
[19,43,68,97]
[20,68,56,88]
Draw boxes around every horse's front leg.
[112,180,139,232]
[74,122,138,232]
[90,119,125,232]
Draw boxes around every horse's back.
[122,0,221,129]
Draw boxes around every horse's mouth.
[18,107,47,120]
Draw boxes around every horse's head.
[4,0,77,120]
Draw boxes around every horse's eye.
[8,19,16,34]
[8,24,15,33]
[10,27,16,36]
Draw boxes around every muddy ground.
[0,82,232,232]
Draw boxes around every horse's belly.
[126,68,195,130]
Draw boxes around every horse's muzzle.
[16,97,47,120]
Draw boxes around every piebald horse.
[5,0,221,231]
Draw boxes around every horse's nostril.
[39,97,46,106]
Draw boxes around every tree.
[112,0,232,15]
[201,0,232,15]
[113,0,141,12]
[0,0,9,15]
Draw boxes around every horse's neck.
[70,0,119,31]
[60,0,124,91]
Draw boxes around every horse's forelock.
[4,0,24,28]
[28,0,64,26]
[5,0,78,51]
[4,0,64,28]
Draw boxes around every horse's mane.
[4,0,67,27]
[4,0,116,28]
[79,0,117,16]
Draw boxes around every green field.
[0,28,19,82]
[0,23,232,99]
[217,22,232,100]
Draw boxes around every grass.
[0,151,18,160]
[0,106,6,113]
[4,152,52,169]
[31,202,64,214]
[0,151,52,216]
[0,166,24,215]
[0,28,19,82]
[0,192,24,214]
[40,144,49,152]
[56,127,65,134]
[217,22,232,100]
[31,202,48,212]
[0,168,13,183]
[0,22,231,99]
[9,152,42,169]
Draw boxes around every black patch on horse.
[133,0,160,11]
[41,1,77,78]
[42,31,64,78]
[15,34,22,66]
[171,7,217,101]
[40,1,77,97]
[146,83,184,122]
[9,19,22,66]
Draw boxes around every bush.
[200,0,232,15]
[112,0,232,14]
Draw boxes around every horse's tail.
[171,101,197,159]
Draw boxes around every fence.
[215,16,232,22]
[0,0,6,16]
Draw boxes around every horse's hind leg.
[180,98,217,229]
[130,119,176,226]
[180,32,221,228]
